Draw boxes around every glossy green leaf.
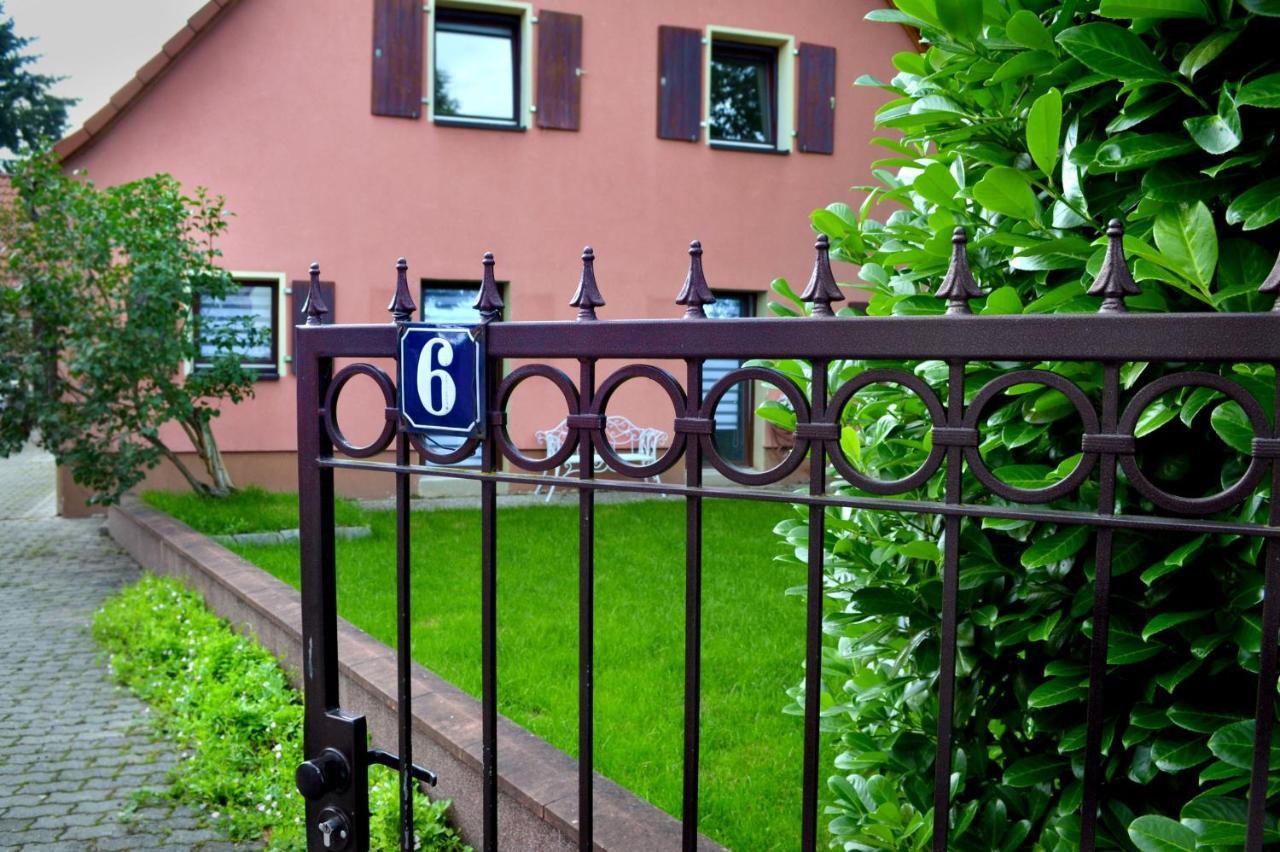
[1093,133,1197,172]
[1237,71,1280,108]
[1142,610,1209,641]
[1179,796,1280,845]
[1210,401,1253,455]
[1141,164,1215,202]
[1152,736,1211,772]
[1027,88,1063,178]
[1021,526,1089,568]
[973,167,1040,222]
[1134,402,1177,438]
[1002,755,1068,787]
[1178,29,1240,80]
[1098,0,1209,17]
[1027,677,1087,708]
[936,0,983,39]
[912,162,962,210]
[1127,815,1197,851]
[1005,9,1055,51]
[1225,178,1280,231]
[1208,720,1276,769]
[1183,89,1242,155]
[990,50,1059,84]
[1241,0,1280,15]
[1153,202,1217,294]
[1057,23,1174,82]
[981,285,1023,315]
[1168,705,1245,734]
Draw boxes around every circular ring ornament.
[589,365,687,478]
[323,364,398,459]
[493,365,580,472]
[826,368,947,495]
[407,432,482,467]
[700,366,811,486]
[1118,372,1269,515]
[962,370,1100,503]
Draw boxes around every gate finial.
[302,261,329,326]
[570,246,605,321]
[388,257,416,324]
[1259,249,1280,312]
[935,227,982,314]
[474,251,504,321]
[1087,220,1140,313]
[676,240,716,318]
[800,234,845,317]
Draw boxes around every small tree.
[0,151,263,502]
[0,2,73,153]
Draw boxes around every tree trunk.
[187,415,236,497]
[143,433,216,497]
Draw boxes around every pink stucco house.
[56,0,912,510]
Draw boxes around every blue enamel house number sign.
[398,324,486,438]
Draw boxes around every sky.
[6,0,206,133]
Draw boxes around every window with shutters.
[429,3,532,129]
[705,28,794,153]
[193,275,285,379]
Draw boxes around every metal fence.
[293,222,1280,851]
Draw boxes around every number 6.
[417,338,457,416]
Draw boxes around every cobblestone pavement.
[0,445,249,850]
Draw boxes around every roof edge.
[54,0,239,162]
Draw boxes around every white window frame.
[426,0,534,129]
[184,271,287,378]
[704,26,795,154]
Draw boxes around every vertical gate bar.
[931,359,964,852]
[801,359,829,852]
[296,342,336,846]
[1245,365,1280,850]
[395,424,414,851]
[578,357,597,850]
[1080,362,1120,851]
[681,358,704,851]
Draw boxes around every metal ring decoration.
[1118,372,1270,515]
[589,365,688,478]
[826,368,948,495]
[492,364,580,472]
[407,431,482,467]
[699,366,811,486]
[962,370,1100,503]
[323,363,398,459]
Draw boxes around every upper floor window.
[194,278,281,379]
[709,41,777,148]
[432,6,525,128]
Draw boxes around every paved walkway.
[0,445,243,850]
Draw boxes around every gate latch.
[367,747,439,787]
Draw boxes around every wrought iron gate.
[293,224,1280,851]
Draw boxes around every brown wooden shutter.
[371,0,423,118]
[290,280,335,372]
[797,43,836,154]
[657,26,701,142]
[536,10,582,130]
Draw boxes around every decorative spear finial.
[302,261,329,325]
[388,257,416,324]
[799,234,845,317]
[1259,249,1280,312]
[473,251,504,321]
[935,227,983,314]
[1087,219,1140,313]
[569,246,605,321]
[676,239,716,318]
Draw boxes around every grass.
[145,488,830,851]
[94,574,468,851]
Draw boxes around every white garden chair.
[533,416,665,500]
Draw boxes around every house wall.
[64,0,912,499]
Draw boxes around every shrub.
[765,1,1280,849]
[93,575,468,851]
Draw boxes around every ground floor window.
[703,292,755,463]
[194,278,280,379]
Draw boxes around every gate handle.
[368,748,439,786]
[295,748,351,800]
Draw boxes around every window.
[709,41,777,148]
[194,278,281,378]
[432,7,523,127]
[703,292,756,463]
[701,28,795,153]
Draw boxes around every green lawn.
[145,489,829,850]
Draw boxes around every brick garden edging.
[109,497,722,851]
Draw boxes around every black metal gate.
[293,225,1280,851]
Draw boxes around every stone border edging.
[108,497,722,851]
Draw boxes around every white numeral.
[417,338,457,416]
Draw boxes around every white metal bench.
[534,416,665,500]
